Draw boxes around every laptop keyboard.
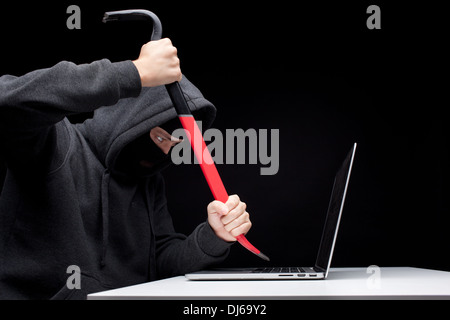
[252,267,308,274]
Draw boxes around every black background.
[1,1,448,273]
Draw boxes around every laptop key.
[253,267,310,274]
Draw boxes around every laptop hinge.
[314,266,326,273]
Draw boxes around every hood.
[77,76,216,267]
[79,76,216,178]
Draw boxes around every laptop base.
[186,267,325,281]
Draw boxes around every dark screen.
[315,144,356,272]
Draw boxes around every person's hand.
[132,38,182,87]
[207,195,252,242]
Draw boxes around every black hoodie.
[0,59,232,300]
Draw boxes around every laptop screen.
[315,143,357,274]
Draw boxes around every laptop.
[185,143,357,280]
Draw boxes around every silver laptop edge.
[319,142,357,278]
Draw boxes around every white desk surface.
[88,267,450,300]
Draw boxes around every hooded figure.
[0,57,235,300]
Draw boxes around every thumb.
[207,200,229,216]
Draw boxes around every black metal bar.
[103,9,191,115]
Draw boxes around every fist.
[207,195,252,242]
[132,38,182,87]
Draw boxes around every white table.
[88,267,450,300]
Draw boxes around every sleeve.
[0,59,141,165]
[152,174,233,279]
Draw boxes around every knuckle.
[230,229,240,237]
[207,201,219,212]
[173,70,182,80]
[229,195,240,207]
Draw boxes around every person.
[0,38,252,299]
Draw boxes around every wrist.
[132,60,146,87]
[114,60,142,98]
[206,220,236,243]
[198,222,234,257]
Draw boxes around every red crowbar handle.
[179,115,270,261]
[103,9,269,262]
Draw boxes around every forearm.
[0,59,141,163]
[0,59,141,133]
[156,222,233,279]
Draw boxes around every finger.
[172,57,180,67]
[170,69,182,84]
[224,211,250,233]
[207,200,229,216]
[225,195,240,212]
[221,201,247,225]
[230,221,252,238]
[161,38,172,45]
